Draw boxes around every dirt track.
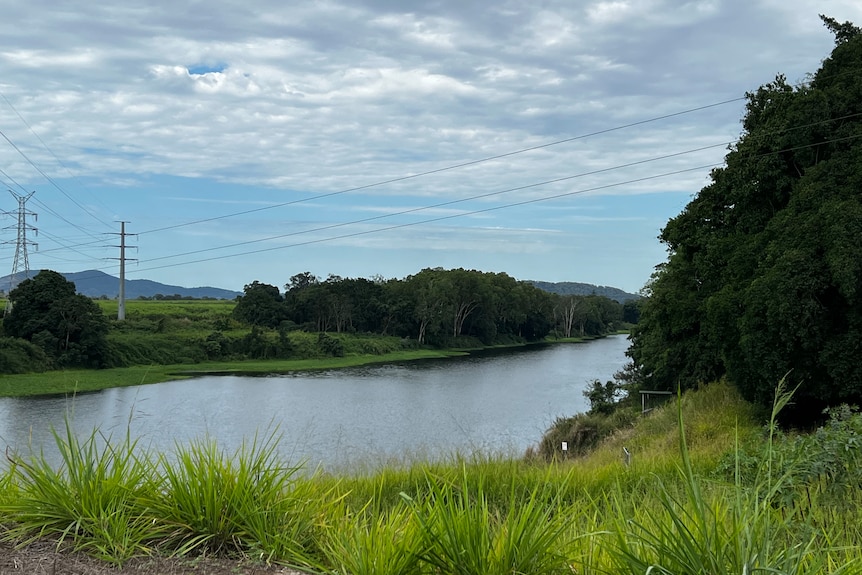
[0,541,306,575]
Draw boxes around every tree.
[627,18,862,421]
[3,270,109,368]
[232,281,285,328]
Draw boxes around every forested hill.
[529,281,640,303]
[0,270,241,300]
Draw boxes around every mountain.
[528,280,640,303]
[0,270,241,300]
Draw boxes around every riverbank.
[0,348,468,398]
[0,333,614,399]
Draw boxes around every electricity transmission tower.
[3,190,38,312]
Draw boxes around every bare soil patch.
[0,541,305,575]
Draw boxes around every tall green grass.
[603,380,860,574]
[1,421,164,563]
[403,469,576,575]
[321,498,423,575]
[151,430,326,568]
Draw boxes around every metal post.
[119,221,126,320]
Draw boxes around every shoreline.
[0,336,607,399]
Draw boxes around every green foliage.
[321,503,423,575]
[605,381,847,575]
[4,270,110,368]
[317,332,345,357]
[104,333,205,366]
[1,422,163,564]
[0,336,51,374]
[718,403,862,509]
[151,431,324,566]
[628,21,862,420]
[403,469,574,575]
[584,379,624,415]
[232,281,285,328]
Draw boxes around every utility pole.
[2,190,38,315]
[109,221,137,320]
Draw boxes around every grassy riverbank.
[0,348,466,398]
[1,382,860,573]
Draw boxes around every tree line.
[0,268,631,374]
[233,268,630,347]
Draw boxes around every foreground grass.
[1,382,861,573]
[0,349,465,398]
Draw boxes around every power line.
[17,72,862,283]
[137,96,747,236]
[138,111,862,266]
[143,140,735,265]
[126,132,862,276]
[133,67,862,238]
[0,127,115,231]
[0,89,118,221]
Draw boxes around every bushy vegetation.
[0,336,51,374]
[1,271,109,370]
[2,383,861,572]
[627,18,862,422]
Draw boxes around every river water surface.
[0,336,629,471]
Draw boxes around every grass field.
[94,298,236,318]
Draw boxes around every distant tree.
[232,281,285,328]
[623,300,641,324]
[3,270,109,368]
[285,271,319,293]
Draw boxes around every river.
[0,336,629,471]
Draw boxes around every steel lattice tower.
[3,190,38,307]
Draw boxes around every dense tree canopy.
[628,17,862,421]
[232,281,285,328]
[233,268,626,346]
[3,270,109,368]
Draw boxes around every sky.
[1,1,860,295]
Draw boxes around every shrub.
[0,337,51,374]
[534,409,637,460]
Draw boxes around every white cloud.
[1,0,860,290]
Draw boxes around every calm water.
[0,336,629,471]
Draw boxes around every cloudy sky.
[0,0,859,294]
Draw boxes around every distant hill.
[528,280,640,303]
[0,270,241,300]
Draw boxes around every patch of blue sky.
[186,63,227,75]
